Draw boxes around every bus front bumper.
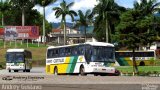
[6,66,25,70]
[87,67,116,74]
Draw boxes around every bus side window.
[85,45,91,62]
[60,48,65,57]
[72,46,78,55]
[47,49,53,58]
[53,49,58,58]
[65,48,71,56]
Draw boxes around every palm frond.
[69,10,77,16]
[67,2,74,8]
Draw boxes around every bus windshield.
[91,46,115,62]
[6,52,24,63]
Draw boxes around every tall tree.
[9,0,35,26]
[116,0,160,74]
[134,0,160,15]
[0,0,10,26]
[92,0,120,43]
[74,9,92,42]
[53,0,77,45]
[35,0,57,44]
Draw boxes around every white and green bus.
[46,42,120,76]
[6,49,32,72]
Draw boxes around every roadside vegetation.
[116,65,160,76]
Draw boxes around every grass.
[0,40,48,67]
[115,66,160,75]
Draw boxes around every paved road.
[0,67,160,90]
[0,67,46,75]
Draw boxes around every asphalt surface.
[0,67,160,90]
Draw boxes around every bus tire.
[139,61,145,66]
[23,70,26,72]
[54,67,58,75]
[9,70,11,72]
[80,66,86,76]
[14,70,18,72]
[26,69,30,72]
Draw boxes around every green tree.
[116,10,157,75]
[0,0,10,26]
[92,0,122,43]
[35,0,57,44]
[74,9,92,42]
[53,0,77,45]
[134,0,160,15]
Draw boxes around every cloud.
[46,11,61,23]
[115,0,134,8]
[33,5,43,14]
[71,0,98,12]
[33,0,98,23]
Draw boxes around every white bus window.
[6,53,14,63]
[15,53,24,63]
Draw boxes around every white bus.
[46,42,119,76]
[6,49,32,72]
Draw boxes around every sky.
[33,0,160,23]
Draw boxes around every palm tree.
[0,0,10,26]
[74,10,92,42]
[134,0,160,15]
[53,0,77,45]
[93,0,120,43]
[9,0,34,26]
[36,0,57,44]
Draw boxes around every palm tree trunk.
[1,13,4,26]
[84,26,87,42]
[64,19,66,45]
[43,6,46,44]
[106,19,109,43]
[22,8,25,26]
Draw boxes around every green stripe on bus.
[66,57,74,73]
[118,58,129,66]
[69,56,78,73]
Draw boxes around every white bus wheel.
[80,66,86,76]
[54,67,58,75]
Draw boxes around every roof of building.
[52,29,61,33]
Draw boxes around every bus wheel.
[14,70,18,72]
[80,66,86,76]
[54,67,58,75]
[8,70,11,72]
[139,61,145,66]
[26,69,30,72]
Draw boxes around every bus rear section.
[46,42,120,76]
[6,49,32,72]
[115,50,159,66]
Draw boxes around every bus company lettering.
[53,59,64,63]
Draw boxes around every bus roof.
[47,42,114,49]
[7,49,27,52]
[116,50,155,52]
